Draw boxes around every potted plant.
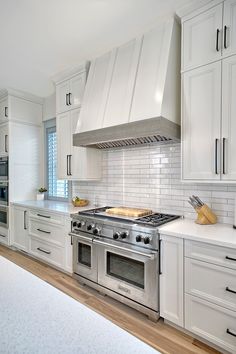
[37,187,47,201]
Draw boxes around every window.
[45,120,69,200]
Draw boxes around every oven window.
[0,186,8,204]
[0,160,8,179]
[0,211,7,225]
[78,243,91,268]
[107,252,144,289]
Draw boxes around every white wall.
[43,93,56,121]
[72,143,236,224]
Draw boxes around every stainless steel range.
[69,207,180,321]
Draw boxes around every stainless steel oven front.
[94,238,159,311]
[0,205,9,229]
[0,182,8,206]
[0,157,8,181]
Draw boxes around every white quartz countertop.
[0,256,158,354]
[11,200,92,216]
[159,218,236,249]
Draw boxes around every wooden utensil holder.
[195,204,217,225]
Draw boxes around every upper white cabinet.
[160,235,184,327]
[77,19,180,134]
[102,38,142,128]
[182,61,222,180]
[182,0,236,71]
[182,4,223,70]
[0,124,9,156]
[57,109,101,180]
[55,65,88,114]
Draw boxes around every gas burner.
[135,213,180,227]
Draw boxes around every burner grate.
[136,213,180,227]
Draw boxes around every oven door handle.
[93,239,156,260]
[69,232,93,244]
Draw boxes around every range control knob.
[113,232,120,240]
[87,223,95,231]
[143,236,150,245]
[120,231,128,239]
[76,222,82,228]
[93,227,100,235]
[136,235,142,242]
[72,221,77,227]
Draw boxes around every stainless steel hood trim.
[73,117,180,149]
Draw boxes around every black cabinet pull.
[216,29,220,52]
[69,154,72,175]
[67,155,70,176]
[223,138,226,174]
[226,286,236,294]
[159,239,162,275]
[224,25,228,49]
[226,328,236,337]
[215,138,219,174]
[37,228,51,234]
[24,210,27,230]
[37,247,51,255]
[226,255,236,262]
[4,107,8,118]
[5,135,8,153]
[65,93,69,106]
[37,213,51,219]
[69,93,72,105]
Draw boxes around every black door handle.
[69,93,72,105]
[24,210,27,230]
[222,138,226,174]
[226,286,236,294]
[69,155,72,175]
[226,328,236,337]
[215,138,219,174]
[37,228,51,234]
[226,255,236,262]
[66,93,69,106]
[4,107,8,118]
[5,135,8,153]
[216,29,220,52]
[67,155,70,176]
[224,25,228,49]
[159,239,162,275]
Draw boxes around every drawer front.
[29,237,64,268]
[29,209,64,225]
[29,219,64,246]
[185,294,236,353]
[185,258,236,312]
[185,240,236,270]
[0,231,8,245]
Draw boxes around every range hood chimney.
[73,19,180,149]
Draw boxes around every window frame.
[44,118,71,202]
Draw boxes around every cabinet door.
[103,38,141,128]
[222,55,236,180]
[0,99,8,122]
[69,73,86,110]
[11,207,28,252]
[182,62,221,180]
[77,50,116,133]
[56,80,70,114]
[160,235,184,327]
[223,0,236,57]
[182,4,223,70]
[57,112,72,179]
[0,124,9,156]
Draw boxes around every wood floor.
[0,244,222,354]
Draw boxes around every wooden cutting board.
[106,207,152,218]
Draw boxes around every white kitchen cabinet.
[0,98,8,122]
[182,61,221,180]
[102,38,142,128]
[57,109,101,180]
[160,235,184,327]
[77,51,116,133]
[223,0,236,57]
[182,4,223,71]
[11,206,29,252]
[56,72,87,114]
[0,124,9,156]
[222,55,236,180]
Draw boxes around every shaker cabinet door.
[69,73,86,110]
[56,80,70,114]
[182,4,223,70]
[182,62,221,180]
[223,0,236,57]
[57,111,72,180]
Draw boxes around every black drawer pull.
[226,328,236,337]
[226,256,236,262]
[37,247,51,255]
[216,28,220,52]
[0,233,6,238]
[226,286,236,294]
[37,213,51,219]
[37,228,51,234]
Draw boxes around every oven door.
[0,206,8,229]
[94,239,158,311]
[0,157,8,181]
[72,232,98,283]
[0,182,8,205]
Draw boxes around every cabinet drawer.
[185,240,236,270]
[29,219,64,246]
[29,209,64,225]
[0,229,8,245]
[185,258,236,312]
[29,237,64,269]
[185,294,236,353]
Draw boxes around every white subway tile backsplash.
[72,143,236,224]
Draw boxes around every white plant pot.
[36,193,45,201]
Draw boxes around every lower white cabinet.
[160,235,184,326]
[11,206,28,252]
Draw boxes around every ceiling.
[0,0,209,98]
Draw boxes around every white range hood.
[74,18,181,149]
